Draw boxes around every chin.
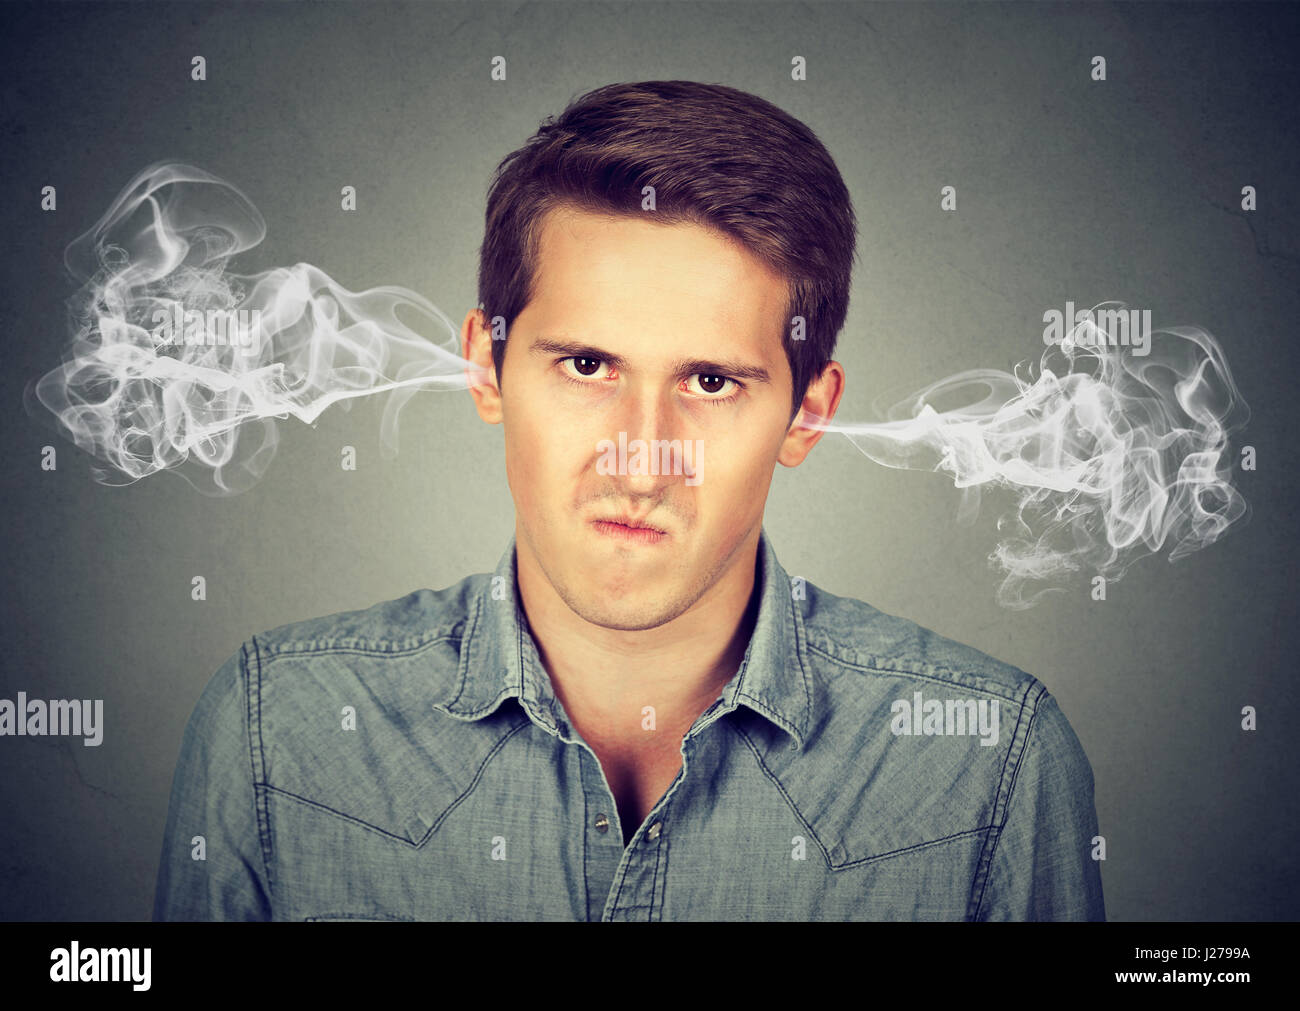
[568,594,673,632]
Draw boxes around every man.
[153,80,1104,921]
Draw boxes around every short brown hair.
[477,80,858,417]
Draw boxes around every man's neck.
[513,530,763,753]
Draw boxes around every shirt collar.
[445,526,814,751]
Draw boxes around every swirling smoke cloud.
[806,319,1250,607]
[27,161,481,496]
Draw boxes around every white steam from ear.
[28,163,1250,606]
[803,317,1250,608]
[26,161,482,495]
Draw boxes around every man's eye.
[686,374,737,397]
[561,356,610,379]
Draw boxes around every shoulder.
[228,571,493,733]
[798,578,1042,704]
[189,572,495,753]
[190,571,507,844]
[187,572,489,739]
[766,578,1096,867]
[795,578,1093,774]
[251,573,489,661]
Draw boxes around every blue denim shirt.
[153,528,1105,921]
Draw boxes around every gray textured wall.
[2,1,1297,921]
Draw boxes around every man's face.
[466,205,838,632]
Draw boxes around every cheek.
[502,409,539,505]
[688,451,777,535]
[504,410,581,509]
[703,434,778,497]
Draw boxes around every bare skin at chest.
[588,736,688,845]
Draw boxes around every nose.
[606,381,690,494]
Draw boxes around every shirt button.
[647,821,662,841]
[594,813,609,834]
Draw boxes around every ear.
[462,307,503,424]
[777,361,845,467]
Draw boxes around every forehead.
[527,205,789,354]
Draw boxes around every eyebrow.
[528,337,772,383]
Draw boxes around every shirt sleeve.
[152,644,273,921]
[974,691,1106,921]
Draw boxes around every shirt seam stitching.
[970,681,1045,919]
[258,634,463,662]
[804,643,1028,705]
[449,591,485,711]
[256,720,532,847]
[650,809,667,922]
[788,586,814,748]
[731,722,995,868]
[244,637,275,908]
